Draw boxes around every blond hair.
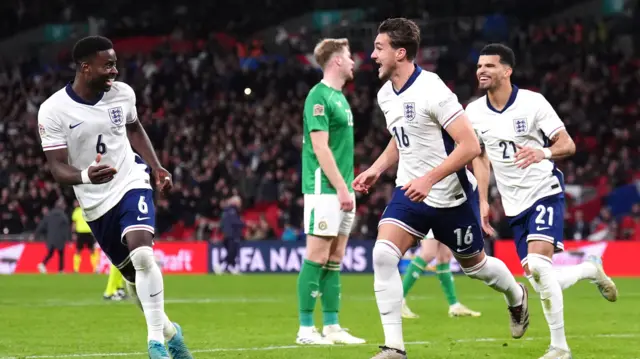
[313,38,349,69]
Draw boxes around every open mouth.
[105,78,115,86]
[478,75,491,84]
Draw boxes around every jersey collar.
[486,85,518,114]
[393,64,422,95]
[65,82,104,106]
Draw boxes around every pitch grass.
[1,274,639,358]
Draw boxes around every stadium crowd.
[0,4,639,242]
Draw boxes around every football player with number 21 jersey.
[352,19,529,359]
[468,44,618,359]
[37,36,192,359]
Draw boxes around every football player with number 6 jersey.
[352,19,529,359]
[468,43,618,359]
[37,36,192,359]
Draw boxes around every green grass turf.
[1,274,639,358]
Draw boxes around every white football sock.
[463,255,523,307]
[555,262,597,290]
[373,240,405,351]
[125,279,176,340]
[130,246,169,343]
[528,254,569,351]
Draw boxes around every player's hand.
[352,168,381,194]
[514,145,545,169]
[480,200,496,237]
[337,186,354,212]
[154,167,173,196]
[88,154,117,184]
[401,176,433,202]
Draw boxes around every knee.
[435,249,451,264]
[120,261,136,283]
[130,246,157,271]
[306,248,329,265]
[526,254,552,280]
[328,246,346,264]
[373,240,402,270]
[305,238,331,264]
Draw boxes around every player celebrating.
[401,230,481,319]
[353,18,529,359]
[468,43,618,359]
[296,38,365,345]
[37,36,192,359]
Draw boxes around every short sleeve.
[38,105,67,151]
[303,91,330,132]
[428,78,464,129]
[535,94,565,139]
[126,85,138,124]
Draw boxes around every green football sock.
[320,261,341,326]
[402,257,427,297]
[297,259,324,327]
[436,263,458,306]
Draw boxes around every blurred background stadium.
[1,0,638,267]
[2,1,640,358]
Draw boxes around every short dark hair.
[72,36,113,64]
[378,18,421,60]
[479,43,516,67]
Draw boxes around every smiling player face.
[476,55,511,91]
[85,49,119,92]
[371,33,398,82]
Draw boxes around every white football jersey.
[377,66,477,208]
[466,86,565,217]
[38,81,151,221]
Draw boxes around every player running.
[296,38,366,345]
[468,43,618,359]
[353,18,530,359]
[401,230,481,319]
[38,36,192,359]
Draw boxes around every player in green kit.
[296,38,365,345]
[401,230,481,319]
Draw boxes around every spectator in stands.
[620,203,640,240]
[589,206,618,240]
[566,209,590,240]
[1,8,639,243]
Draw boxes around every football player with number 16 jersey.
[353,19,529,359]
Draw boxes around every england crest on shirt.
[108,107,124,126]
[403,102,416,122]
[513,117,528,135]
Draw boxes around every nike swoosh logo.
[456,246,472,253]
[150,290,163,298]
[481,130,489,134]
[137,216,150,221]
[69,122,84,129]
[536,226,550,231]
